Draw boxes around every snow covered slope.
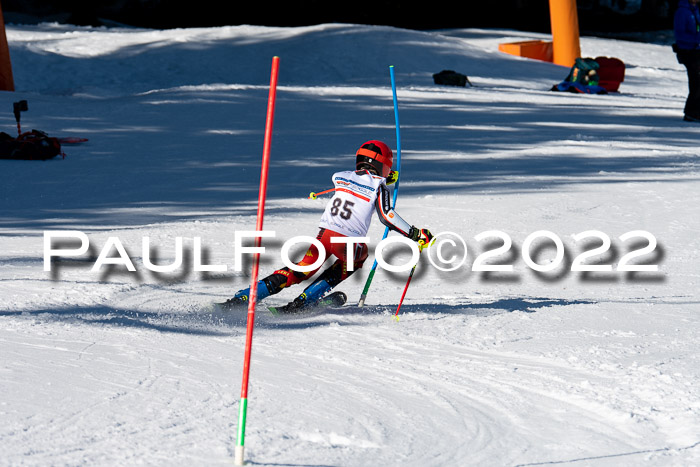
[1,23,698,466]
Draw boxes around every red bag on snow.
[0,130,63,161]
[594,56,625,92]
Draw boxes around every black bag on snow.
[0,130,62,160]
[433,70,472,87]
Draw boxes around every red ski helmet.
[355,140,393,178]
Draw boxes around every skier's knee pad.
[266,269,292,293]
[271,267,313,289]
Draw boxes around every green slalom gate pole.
[235,56,280,466]
[358,65,402,307]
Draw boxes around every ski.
[10,100,88,146]
[268,291,347,315]
[210,300,245,312]
[211,291,347,315]
[58,137,89,144]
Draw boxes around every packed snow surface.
[1,22,699,466]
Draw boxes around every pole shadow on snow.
[246,463,335,467]
[514,439,700,467]
[244,461,335,467]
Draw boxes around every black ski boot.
[217,295,248,310]
[268,291,347,315]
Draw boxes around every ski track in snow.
[1,22,699,466]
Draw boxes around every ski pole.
[308,188,334,199]
[13,100,27,135]
[394,241,424,321]
[309,171,397,200]
[358,65,402,306]
[235,56,280,467]
[394,263,417,321]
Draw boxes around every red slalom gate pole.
[235,56,280,466]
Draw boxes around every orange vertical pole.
[549,0,581,68]
[0,0,14,91]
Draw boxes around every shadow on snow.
[1,25,697,230]
[0,296,595,335]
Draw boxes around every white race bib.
[319,170,386,237]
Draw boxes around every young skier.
[220,140,433,313]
